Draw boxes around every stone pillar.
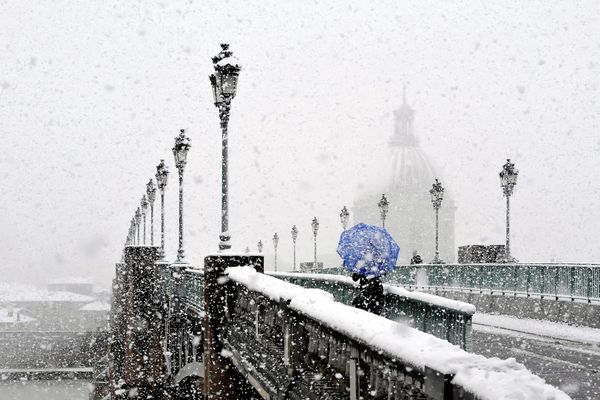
[117,246,164,399]
[108,262,126,391]
[203,255,263,399]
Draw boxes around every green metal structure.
[270,272,474,351]
[382,263,600,303]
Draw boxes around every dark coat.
[351,273,384,316]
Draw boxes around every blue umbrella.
[337,223,400,277]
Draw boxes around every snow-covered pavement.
[473,313,600,345]
[472,314,600,400]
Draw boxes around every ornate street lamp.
[291,225,298,271]
[257,240,263,253]
[155,160,170,260]
[135,208,142,245]
[340,206,350,231]
[311,217,319,269]
[429,179,445,264]
[272,233,279,272]
[173,129,191,262]
[378,194,389,228]
[209,43,241,251]
[146,179,157,246]
[141,195,148,245]
[499,159,518,262]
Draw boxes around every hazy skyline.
[1,0,599,286]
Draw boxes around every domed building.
[352,92,456,264]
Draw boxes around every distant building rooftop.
[0,307,36,324]
[0,283,95,303]
[79,301,110,312]
[48,277,93,285]
[47,277,94,296]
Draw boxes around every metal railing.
[172,267,474,350]
[382,263,600,303]
[270,272,474,351]
[181,267,204,314]
[226,276,459,399]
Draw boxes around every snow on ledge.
[270,271,476,315]
[184,267,204,275]
[79,301,110,312]
[48,277,93,285]
[229,267,569,400]
[384,285,476,314]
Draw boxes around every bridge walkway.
[471,314,600,400]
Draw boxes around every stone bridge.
[94,246,572,400]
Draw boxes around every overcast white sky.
[1,1,599,286]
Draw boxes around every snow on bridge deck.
[228,266,571,400]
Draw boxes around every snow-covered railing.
[226,267,569,400]
[270,271,474,350]
[383,263,600,303]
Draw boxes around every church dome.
[390,145,437,194]
[353,91,456,263]
[378,88,439,196]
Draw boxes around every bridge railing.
[181,267,204,315]
[271,271,474,351]
[225,267,568,400]
[381,263,600,303]
[176,267,474,350]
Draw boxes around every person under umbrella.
[337,223,401,316]
[351,272,384,315]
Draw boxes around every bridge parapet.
[225,267,569,400]
[176,268,474,350]
[383,263,600,303]
[271,271,474,351]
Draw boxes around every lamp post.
[141,195,148,245]
[257,240,263,253]
[311,217,319,268]
[209,43,241,251]
[173,129,191,262]
[272,233,279,272]
[429,179,445,264]
[155,160,169,260]
[499,159,518,262]
[146,179,157,246]
[378,194,389,228]
[135,208,141,245]
[340,206,350,231]
[291,225,298,271]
